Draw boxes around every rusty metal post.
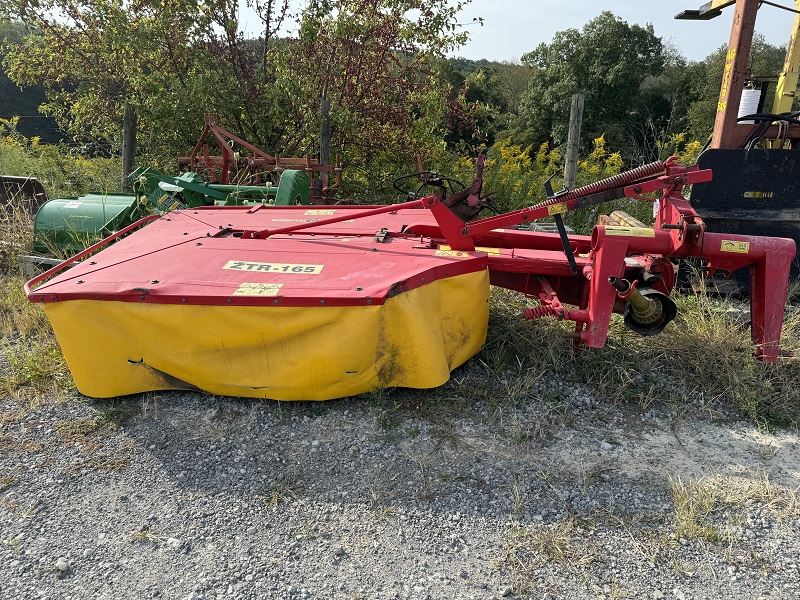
[710,0,760,149]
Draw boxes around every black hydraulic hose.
[738,112,800,149]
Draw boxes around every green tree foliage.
[623,43,696,163]
[515,12,664,157]
[0,0,296,165]
[438,58,533,154]
[1,1,211,155]
[277,0,472,168]
[0,20,60,142]
[2,0,477,181]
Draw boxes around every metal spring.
[532,160,667,209]
[523,305,558,320]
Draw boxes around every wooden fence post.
[564,94,584,191]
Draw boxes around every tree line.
[0,2,791,181]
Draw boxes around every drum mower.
[25,156,795,400]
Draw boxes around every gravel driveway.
[2,363,799,600]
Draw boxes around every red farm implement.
[178,115,343,204]
[25,157,795,400]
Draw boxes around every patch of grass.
[599,509,673,566]
[511,474,526,514]
[93,400,140,427]
[55,415,134,473]
[63,447,133,474]
[0,436,44,453]
[486,280,800,429]
[670,477,725,543]
[0,466,21,490]
[1,336,73,401]
[1,273,73,402]
[365,484,397,519]
[0,277,52,338]
[55,416,118,443]
[262,471,301,510]
[482,287,574,375]
[20,499,41,519]
[504,517,600,578]
[0,192,35,276]
[577,463,616,496]
[131,525,165,544]
[670,473,800,544]
[749,442,778,460]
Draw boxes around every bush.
[0,117,122,198]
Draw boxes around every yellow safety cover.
[44,271,489,400]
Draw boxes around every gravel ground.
[2,362,800,600]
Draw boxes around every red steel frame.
[224,157,795,361]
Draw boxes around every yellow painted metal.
[675,0,735,20]
[708,0,736,10]
[772,1,800,114]
[44,270,490,400]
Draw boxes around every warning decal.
[605,226,656,238]
[271,218,318,223]
[438,245,500,256]
[233,283,283,296]
[547,203,567,216]
[721,240,750,254]
[305,209,336,215]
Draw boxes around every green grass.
[482,284,800,430]
[362,280,800,439]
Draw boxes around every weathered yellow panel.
[44,271,489,400]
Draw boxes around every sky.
[452,1,797,62]
[239,1,798,63]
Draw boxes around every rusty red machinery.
[178,114,343,203]
[25,156,795,400]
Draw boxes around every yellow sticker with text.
[233,283,283,296]
[438,245,500,256]
[721,240,750,254]
[435,250,470,258]
[305,209,336,215]
[223,260,324,274]
[605,226,655,238]
[548,203,567,216]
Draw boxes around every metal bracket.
[374,228,390,243]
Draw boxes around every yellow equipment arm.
[772,1,800,114]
